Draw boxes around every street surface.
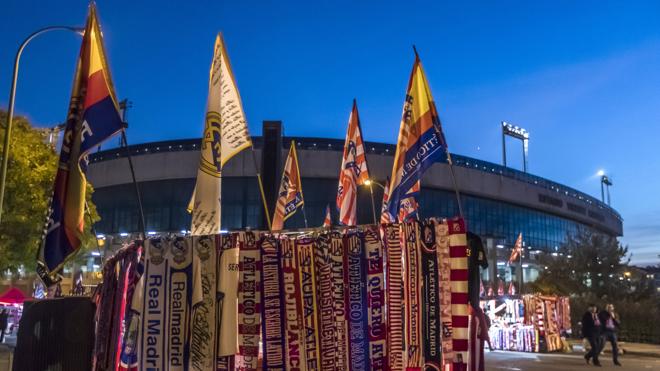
[486,350,660,370]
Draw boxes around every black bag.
[13,297,95,371]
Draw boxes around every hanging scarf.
[448,218,469,370]
[403,221,423,369]
[190,235,218,371]
[420,220,441,370]
[329,232,349,371]
[260,236,287,370]
[365,227,387,370]
[118,244,143,371]
[384,224,404,371]
[281,236,306,370]
[217,233,239,369]
[297,237,321,370]
[166,236,196,370]
[139,238,169,371]
[344,232,370,371]
[237,231,261,371]
[315,233,338,371]
[434,219,453,371]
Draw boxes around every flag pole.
[445,152,465,219]
[119,99,146,240]
[519,243,524,294]
[249,147,272,232]
[368,182,377,225]
[301,204,309,229]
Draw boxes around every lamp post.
[0,25,84,224]
[363,179,385,225]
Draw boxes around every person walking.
[599,303,622,366]
[0,309,8,343]
[582,304,603,366]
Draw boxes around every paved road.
[486,350,660,370]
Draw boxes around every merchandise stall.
[0,287,27,336]
[482,293,571,353]
[91,219,491,371]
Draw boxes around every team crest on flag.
[398,181,420,222]
[190,33,253,235]
[39,3,124,281]
[272,141,304,230]
[336,100,370,226]
[387,51,449,219]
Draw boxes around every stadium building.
[87,121,623,284]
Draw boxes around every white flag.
[190,33,252,235]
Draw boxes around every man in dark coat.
[0,309,8,343]
[599,303,621,366]
[582,304,603,366]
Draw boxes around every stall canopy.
[0,287,26,305]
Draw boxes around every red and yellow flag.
[336,99,369,226]
[272,141,304,230]
[387,51,449,219]
[40,3,123,277]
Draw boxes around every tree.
[0,110,99,273]
[531,228,656,301]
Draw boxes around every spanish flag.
[39,3,123,278]
[508,232,523,265]
[189,33,253,235]
[272,141,304,231]
[387,51,449,219]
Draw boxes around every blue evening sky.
[1,1,659,264]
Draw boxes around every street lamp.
[0,25,84,224]
[363,179,385,225]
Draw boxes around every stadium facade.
[86,121,623,284]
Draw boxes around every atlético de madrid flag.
[189,33,253,235]
[39,3,124,278]
[336,100,369,226]
[387,50,449,219]
[272,141,305,230]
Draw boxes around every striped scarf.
[344,232,370,371]
[260,236,287,370]
[365,227,388,370]
[403,221,423,369]
[237,231,261,371]
[384,224,404,371]
[448,218,469,370]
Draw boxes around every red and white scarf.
[237,231,261,371]
[384,224,404,371]
[365,227,388,370]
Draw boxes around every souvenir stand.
[481,293,571,353]
[92,218,492,371]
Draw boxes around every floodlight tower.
[501,122,530,172]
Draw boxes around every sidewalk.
[569,339,660,358]
[0,344,12,371]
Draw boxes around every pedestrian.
[599,303,622,366]
[0,309,8,343]
[582,303,603,367]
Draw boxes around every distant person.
[582,304,603,366]
[0,309,8,343]
[599,303,621,366]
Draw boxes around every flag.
[323,204,332,228]
[508,281,516,296]
[508,233,523,265]
[397,181,420,222]
[272,141,304,230]
[497,279,504,296]
[387,51,449,219]
[39,3,123,278]
[336,100,369,226]
[379,178,393,224]
[189,33,253,235]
